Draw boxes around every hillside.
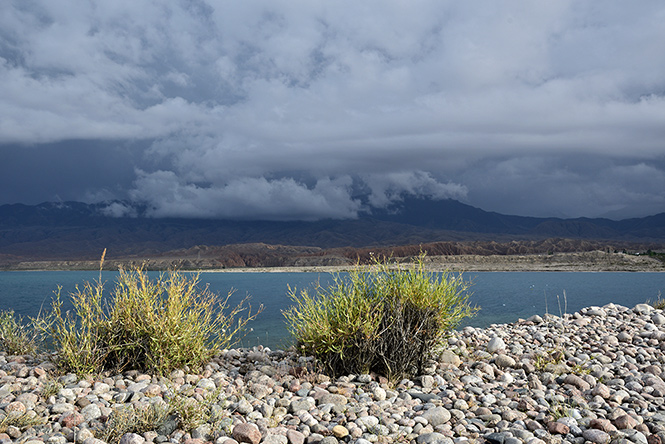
[1,199,664,270]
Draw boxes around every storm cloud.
[1,1,664,220]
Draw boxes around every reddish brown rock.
[590,418,617,433]
[233,423,261,444]
[614,414,638,430]
[548,422,570,435]
[286,430,305,444]
[59,411,85,428]
[648,434,662,444]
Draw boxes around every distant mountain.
[0,199,663,264]
[372,197,665,239]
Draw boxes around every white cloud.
[130,170,362,221]
[1,1,664,219]
[363,171,467,208]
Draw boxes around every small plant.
[100,403,172,444]
[0,411,45,433]
[550,400,573,421]
[0,310,43,355]
[649,291,665,310]
[534,348,565,372]
[284,254,477,380]
[40,377,63,400]
[570,363,591,375]
[166,385,227,433]
[43,251,263,375]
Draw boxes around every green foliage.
[649,291,665,310]
[0,310,43,356]
[100,385,229,444]
[42,258,262,375]
[166,385,227,433]
[0,411,45,433]
[284,255,477,380]
[100,402,172,444]
[534,348,565,372]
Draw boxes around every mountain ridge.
[1,199,664,267]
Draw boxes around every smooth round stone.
[263,435,287,444]
[495,354,516,369]
[331,425,348,439]
[417,433,452,444]
[583,429,610,444]
[372,387,386,401]
[487,336,506,353]
[421,407,452,426]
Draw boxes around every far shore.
[4,251,664,272]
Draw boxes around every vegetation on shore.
[2,252,262,375]
[284,255,477,380]
[0,252,477,383]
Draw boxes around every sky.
[1,1,665,221]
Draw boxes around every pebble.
[2,303,665,444]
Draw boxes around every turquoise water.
[1,270,663,349]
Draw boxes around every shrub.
[284,255,477,380]
[0,310,43,356]
[43,256,262,375]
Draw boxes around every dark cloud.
[1,1,664,220]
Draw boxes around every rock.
[652,313,665,325]
[527,315,544,324]
[487,336,506,353]
[286,430,305,444]
[319,438,338,444]
[648,435,662,444]
[119,434,146,444]
[59,411,84,428]
[233,423,262,444]
[586,307,607,317]
[372,386,386,401]
[589,419,617,433]
[417,433,452,444]
[81,403,102,421]
[623,430,648,444]
[583,429,611,444]
[591,383,611,398]
[236,399,253,414]
[263,435,287,444]
[289,398,315,413]
[484,432,508,444]
[440,351,461,367]
[495,354,516,368]
[564,374,591,391]
[421,406,452,426]
[548,422,570,435]
[331,425,348,439]
[156,414,179,436]
[634,304,654,314]
[614,415,638,430]
[82,439,108,444]
[318,393,347,406]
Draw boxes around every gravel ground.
[2,303,665,444]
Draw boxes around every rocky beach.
[2,303,665,444]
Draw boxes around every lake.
[0,270,663,349]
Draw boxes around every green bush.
[43,260,262,375]
[0,310,42,356]
[284,255,477,380]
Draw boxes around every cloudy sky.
[2,1,664,221]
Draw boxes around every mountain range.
[1,199,664,267]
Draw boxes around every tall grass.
[284,255,477,380]
[43,252,262,375]
[0,310,43,355]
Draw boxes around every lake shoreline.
[2,302,665,444]
[3,251,664,273]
